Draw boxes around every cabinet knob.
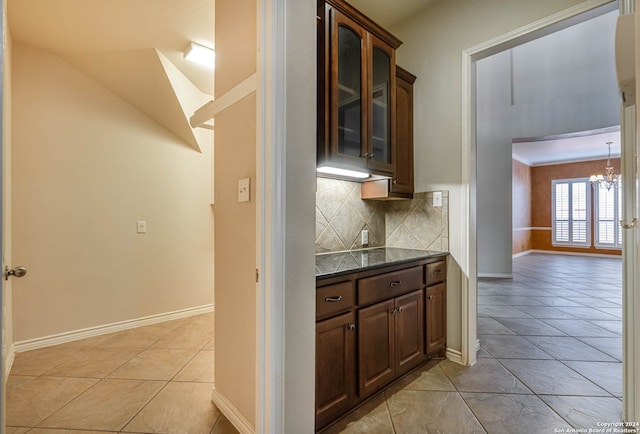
[428,295,434,300]
[398,306,404,313]
[393,179,398,185]
[390,308,397,314]
[369,153,375,159]
[346,323,356,331]
[363,152,370,159]
[324,296,343,303]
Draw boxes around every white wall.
[510,10,619,137]
[282,0,317,431]
[474,10,618,276]
[11,42,214,342]
[390,0,592,353]
[476,51,514,277]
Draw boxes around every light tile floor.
[6,312,240,434]
[325,253,625,434]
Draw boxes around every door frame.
[461,0,633,413]
[256,0,317,432]
[1,0,6,428]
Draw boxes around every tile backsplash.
[315,178,449,253]
[316,178,385,252]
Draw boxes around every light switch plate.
[433,191,443,207]
[238,178,250,202]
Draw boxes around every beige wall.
[213,0,257,429]
[11,42,214,342]
[390,0,588,353]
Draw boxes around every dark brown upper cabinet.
[318,0,401,177]
[362,66,416,200]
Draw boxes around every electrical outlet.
[238,178,250,202]
[361,229,369,246]
[137,220,147,234]
[433,191,443,207]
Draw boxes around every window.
[552,178,590,247]
[595,179,623,249]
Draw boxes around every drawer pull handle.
[324,296,342,303]
[433,270,443,275]
[346,323,356,331]
[390,281,402,287]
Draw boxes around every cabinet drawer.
[317,281,356,319]
[426,261,446,286]
[358,266,423,306]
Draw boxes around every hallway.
[6,312,238,434]
[325,253,622,433]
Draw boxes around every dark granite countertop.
[316,247,448,279]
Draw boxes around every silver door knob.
[5,266,27,280]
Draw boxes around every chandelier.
[589,141,620,190]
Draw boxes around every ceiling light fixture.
[317,166,370,179]
[589,141,620,190]
[184,42,215,69]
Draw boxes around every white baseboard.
[5,343,15,377]
[477,272,513,278]
[445,340,480,366]
[527,249,622,259]
[14,304,214,353]
[445,347,463,364]
[512,250,533,259]
[211,386,254,434]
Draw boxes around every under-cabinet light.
[317,166,370,179]
[184,42,215,69]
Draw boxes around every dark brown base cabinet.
[427,283,447,355]
[359,289,425,398]
[316,312,357,428]
[316,257,447,432]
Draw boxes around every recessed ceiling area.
[512,128,620,166]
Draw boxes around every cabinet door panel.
[367,35,395,174]
[331,10,367,167]
[391,67,415,194]
[358,299,395,397]
[395,289,426,375]
[316,311,357,428]
[426,283,447,355]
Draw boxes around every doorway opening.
[463,0,636,425]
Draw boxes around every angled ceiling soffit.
[61,48,211,152]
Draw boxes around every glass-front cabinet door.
[331,10,367,167]
[368,36,395,173]
[324,6,397,176]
